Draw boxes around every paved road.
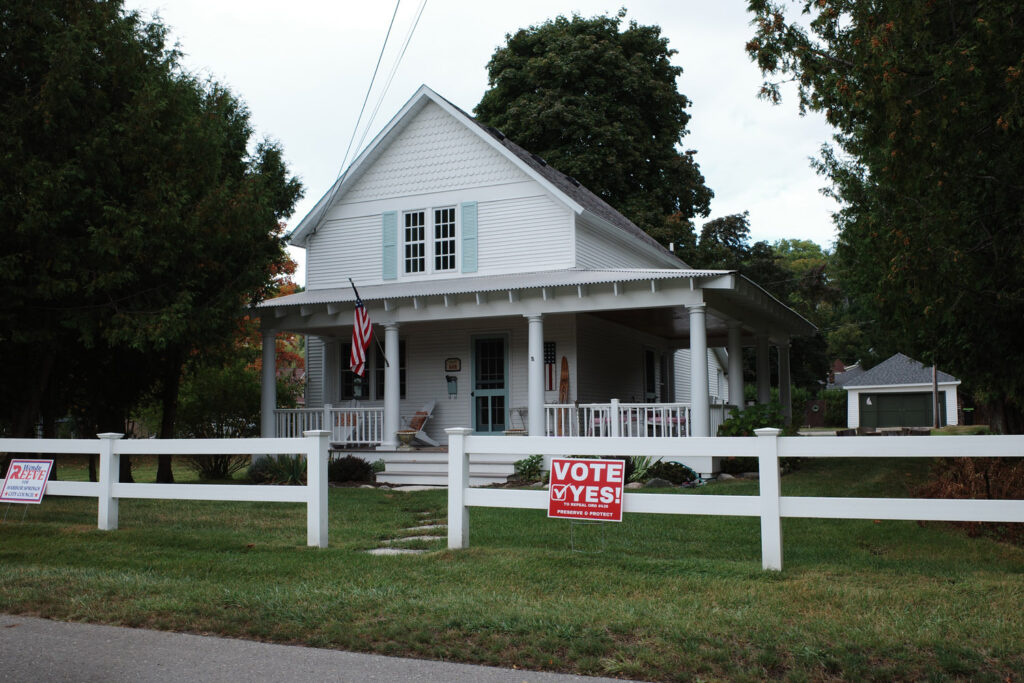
[0,614,632,682]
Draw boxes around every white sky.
[124,0,839,285]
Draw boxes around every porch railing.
[275,405,384,446]
[544,401,692,437]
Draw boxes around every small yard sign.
[548,458,625,522]
[1,459,54,504]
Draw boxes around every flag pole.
[349,278,389,367]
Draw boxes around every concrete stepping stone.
[388,535,444,543]
[364,547,428,556]
[405,524,446,531]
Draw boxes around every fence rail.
[445,428,1024,571]
[0,432,330,547]
[544,401,693,437]
[275,405,383,446]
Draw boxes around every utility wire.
[354,0,429,156]
[336,0,402,180]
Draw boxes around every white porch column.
[727,322,744,412]
[756,334,771,405]
[526,314,545,436]
[778,340,792,425]
[688,304,710,437]
[260,328,277,438]
[381,322,401,450]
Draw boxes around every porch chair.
[329,400,361,448]
[402,401,438,447]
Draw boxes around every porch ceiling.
[258,268,815,344]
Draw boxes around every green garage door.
[860,392,946,428]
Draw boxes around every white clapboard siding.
[305,336,325,408]
[475,194,572,275]
[575,215,666,269]
[342,102,525,204]
[674,349,728,403]
[305,214,381,290]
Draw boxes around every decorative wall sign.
[445,358,461,372]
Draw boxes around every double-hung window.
[403,207,456,275]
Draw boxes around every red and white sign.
[547,458,625,522]
[1,459,54,504]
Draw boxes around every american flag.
[350,295,372,377]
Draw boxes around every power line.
[335,0,403,180]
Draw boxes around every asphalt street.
[0,614,634,682]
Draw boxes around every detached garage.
[844,353,960,429]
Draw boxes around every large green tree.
[475,10,713,242]
[0,0,303,472]
[747,0,1024,431]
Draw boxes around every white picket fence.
[0,431,330,547]
[445,428,1024,571]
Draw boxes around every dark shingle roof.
[831,364,865,388]
[844,353,959,388]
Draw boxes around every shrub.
[717,402,797,436]
[514,454,544,481]
[628,455,656,483]
[329,455,374,483]
[248,454,306,485]
[646,460,696,484]
[370,459,386,473]
[822,389,847,427]
[916,457,1024,543]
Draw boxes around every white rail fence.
[275,405,383,446]
[544,401,692,437]
[445,428,1024,571]
[0,432,330,547]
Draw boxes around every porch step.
[375,471,510,487]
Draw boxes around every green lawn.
[1,456,1022,681]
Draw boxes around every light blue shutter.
[461,201,477,273]
[382,211,397,280]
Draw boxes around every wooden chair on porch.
[402,401,438,447]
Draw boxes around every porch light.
[446,375,458,398]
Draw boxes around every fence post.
[96,433,123,531]
[323,404,332,440]
[446,427,472,549]
[755,427,783,571]
[610,399,621,438]
[304,430,330,548]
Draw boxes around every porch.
[275,401,737,485]
[273,400,737,443]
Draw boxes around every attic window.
[404,211,426,273]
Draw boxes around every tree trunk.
[156,350,184,483]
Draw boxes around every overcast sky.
[124,0,839,285]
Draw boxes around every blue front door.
[473,336,508,433]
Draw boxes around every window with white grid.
[433,207,456,271]
[403,210,425,274]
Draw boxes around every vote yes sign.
[1,459,54,504]
[547,458,625,522]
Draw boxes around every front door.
[473,336,508,433]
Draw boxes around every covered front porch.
[257,269,814,477]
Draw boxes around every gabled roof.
[844,353,959,388]
[287,85,684,268]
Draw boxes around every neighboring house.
[828,360,864,389]
[255,85,814,477]
[843,353,960,429]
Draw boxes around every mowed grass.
[1,455,1022,681]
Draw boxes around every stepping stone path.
[363,511,446,556]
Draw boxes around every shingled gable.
[287,85,685,268]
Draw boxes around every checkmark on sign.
[551,485,569,501]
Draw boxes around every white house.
[844,353,960,429]
[255,86,813,479]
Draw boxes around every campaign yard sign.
[0,459,54,504]
[548,458,625,522]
